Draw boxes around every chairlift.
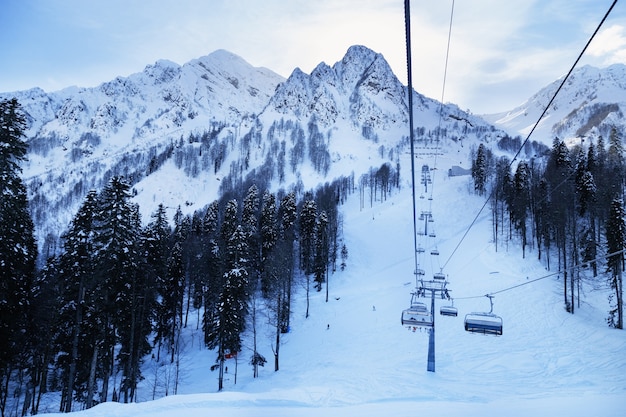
[401,294,433,329]
[440,305,458,317]
[433,272,445,280]
[416,246,425,253]
[431,249,440,256]
[429,232,437,238]
[464,295,503,336]
[440,297,457,317]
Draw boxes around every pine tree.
[0,98,37,416]
[207,224,250,390]
[259,191,278,295]
[91,176,144,403]
[472,143,489,196]
[545,140,574,311]
[606,198,625,329]
[511,161,531,257]
[56,190,98,411]
[202,201,223,349]
[242,185,260,282]
[162,242,184,363]
[491,156,511,251]
[299,199,317,318]
[264,191,297,372]
[314,210,329,291]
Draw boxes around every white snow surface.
[37,145,626,416]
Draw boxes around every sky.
[1,0,625,114]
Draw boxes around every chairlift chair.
[464,295,503,335]
[464,313,502,335]
[401,298,433,329]
[440,305,458,317]
[431,249,440,256]
[433,272,445,280]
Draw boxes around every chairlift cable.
[428,0,455,214]
[404,0,420,287]
[432,0,455,178]
[441,0,618,271]
[454,247,626,300]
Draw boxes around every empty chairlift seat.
[440,305,458,317]
[433,272,446,280]
[401,301,433,328]
[464,312,503,335]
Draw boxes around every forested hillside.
[1,47,625,416]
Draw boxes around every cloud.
[587,24,626,64]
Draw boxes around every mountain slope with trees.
[0,47,625,415]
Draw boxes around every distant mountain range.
[482,64,626,143]
[1,46,624,254]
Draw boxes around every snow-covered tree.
[511,160,531,257]
[0,98,37,416]
[207,224,250,391]
[606,198,625,329]
[56,190,98,411]
[259,191,278,294]
[91,176,144,403]
[472,143,490,196]
[299,198,317,318]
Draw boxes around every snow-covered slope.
[483,64,626,144]
[35,147,626,416]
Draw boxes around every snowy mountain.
[2,46,503,253]
[3,47,626,417]
[483,64,626,144]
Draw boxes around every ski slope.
[38,151,626,417]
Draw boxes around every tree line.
[0,99,351,415]
[472,129,625,329]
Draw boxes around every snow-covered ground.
[38,150,626,417]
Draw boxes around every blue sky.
[1,0,624,113]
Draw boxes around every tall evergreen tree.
[313,210,329,292]
[0,98,37,416]
[472,143,489,196]
[207,224,250,391]
[56,190,98,411]
[545,139,574,311]
[259,191,278,295]
[491,156,511,251]
[606,198,625,329]
[511,161,531,257]
[202,201,223,348]
[299,199,317,318]
[91,176,144,403]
